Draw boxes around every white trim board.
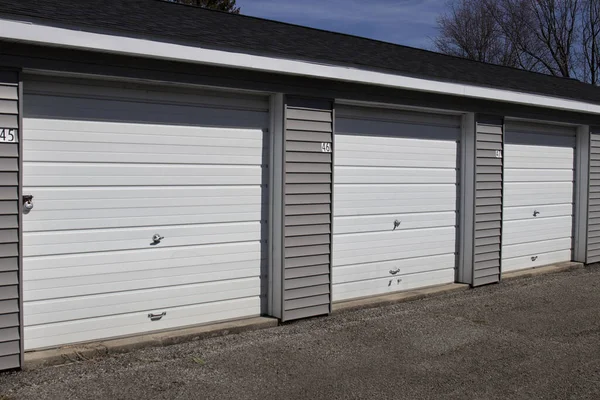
[2,18,600,115]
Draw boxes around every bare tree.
[434,0,519,66]
[582,0,600,84]
[528,0,579,77]
[435,0,600,83]
[486,0,550,73]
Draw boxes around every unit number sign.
[321,142,332,153]
[0,129,17,143]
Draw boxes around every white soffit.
[1,18,600,115]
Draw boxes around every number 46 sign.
[0,129,17,143]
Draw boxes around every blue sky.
[238,0,445,50]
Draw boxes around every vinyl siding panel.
[286,163,331,173]
[281,98,333,321]
[589,130,600,262]
[0,115,18,129]
[0,286,18,300]
[0,258,17,273]
[286,131,332,142]
[286,173,331,184]
[0,340,19,355]
[285,214,331,226]
[0,100,18,115]
[284,264,329,279]
[285,235,331,248]
[0,86,17,101]
[284,284,330,300]
[284,294,330,311]
[282,304,330,321]
[472,118,503,286]
[0,75,21,370]
[333,105,459,301]
[0,229,17,244]
[22,78,269,349]
[286,204,331,216]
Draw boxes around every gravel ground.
[1,266,600,400]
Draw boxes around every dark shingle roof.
[1,0,600,105]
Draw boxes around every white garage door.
[333,105,460,302]
[22,77,269,349]
[503,122,576,273]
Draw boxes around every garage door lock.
[152,234,164,244]
[23,195,34,212]
[533,210,540,217]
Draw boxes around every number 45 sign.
[0,129,17,143]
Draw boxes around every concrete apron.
[24,261,584,370]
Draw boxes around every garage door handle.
[533,210,540,217]
[389,268,400,275]
[148,312,166,321]
[531,256,538,261]
[393,220,401,230]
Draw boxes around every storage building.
[0,0,598,371]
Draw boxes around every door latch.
[533,210,540,217]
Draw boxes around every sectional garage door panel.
[333,106,460,302]
[502,123,575,273]
[22,79,269,349]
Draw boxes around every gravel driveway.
[1,265,600,400]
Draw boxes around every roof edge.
[1,17,599,116]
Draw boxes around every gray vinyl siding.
[588,129,600,263]
[0,70,21,371]
[473,115,503,286]
[282,97,333,321]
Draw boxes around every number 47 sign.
[0,129,17,143]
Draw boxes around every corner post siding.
[0,70,22,371]
[573,126,590,263]
[587,127,600,262]
[458,113,476,285]
[472,115,504,286]
[281,97,333,321]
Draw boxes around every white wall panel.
[22,79,269,349]
[333,107,459,301]
[502,127,575,272]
